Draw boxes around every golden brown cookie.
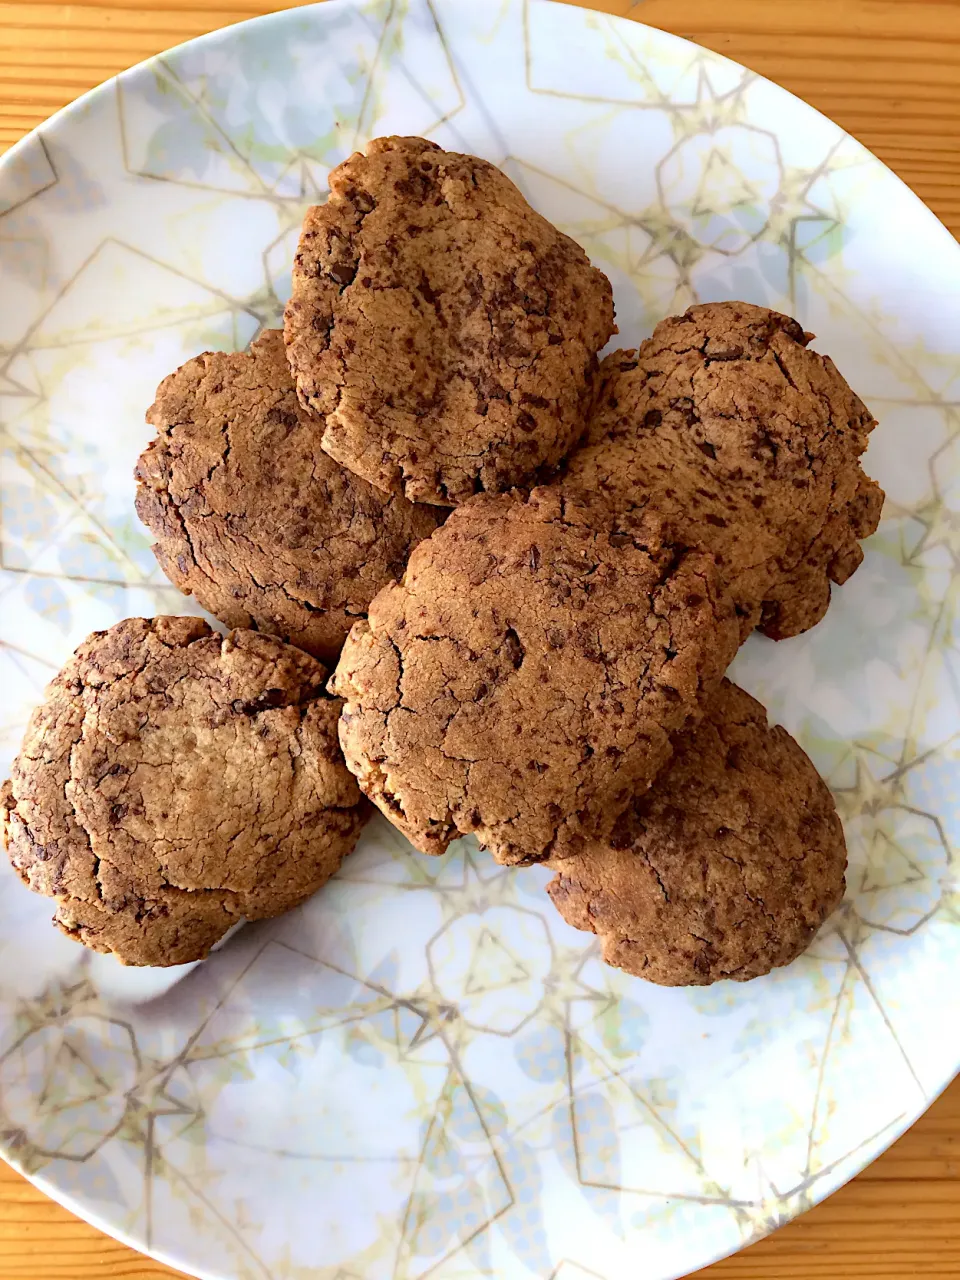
[546,679,847,985]
[561,302,884,639]
[135,330,440,664]
[331,487,740,865]
[284,136,616,506]
[2,618,368,966]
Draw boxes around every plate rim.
[3,0,955,255]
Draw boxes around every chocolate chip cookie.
[331,487,740,865]
[561,302,884,639]
[2,618,368,966]
[547,679,847,985]
[136,329,440,664]
[285,136,616,506]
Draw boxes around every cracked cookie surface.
[1,617,367,966]
[546,679,847,985]
[561,301,884,639]
[136,329,440,664]
[284,135,616,507]
[331,487,740,865]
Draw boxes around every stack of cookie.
[3,137,882,982]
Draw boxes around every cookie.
[546,679,847,985]
[2,618,368,966]
[136,329,441,664]
[331,487,740,865]
[284,136,616,506]
[561,302,884,639]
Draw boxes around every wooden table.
[1,1,958,1276]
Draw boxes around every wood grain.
[0,1,958,1277]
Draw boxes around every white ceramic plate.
[1,2,958,1277]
